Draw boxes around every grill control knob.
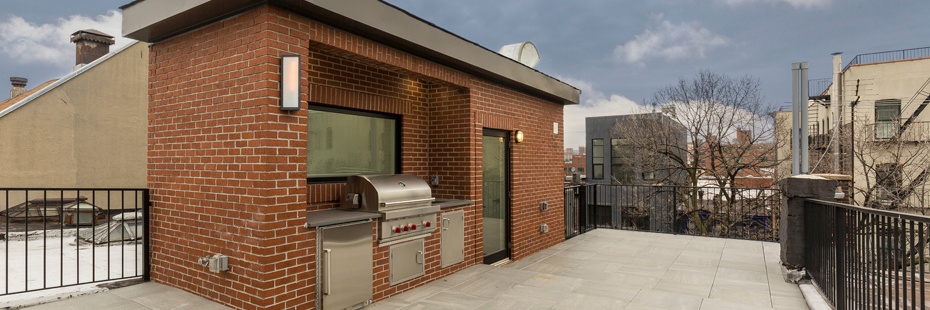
[403,225,410,232]
[423,221,431,227]
[393,226,401,233]
[411,224,417,230]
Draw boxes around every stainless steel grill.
[342,174,438,244]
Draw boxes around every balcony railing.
[565,184,781,242]
[810,78,832,97]
[864,121,930,142]
[844,47,930,72]
[0,188,149,296]
[563,185,591,239]
[805,198,928,309]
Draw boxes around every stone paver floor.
[368,229,808,310]
[17,229,807,310]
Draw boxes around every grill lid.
[342,175,434,211]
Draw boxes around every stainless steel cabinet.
[440,210,465,267]
[389,239,425,285]
[320,221,373,310]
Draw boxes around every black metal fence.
[564,184,781,241]
[805,198,928,309]
[564,185,592,239]
[0,188,149,296]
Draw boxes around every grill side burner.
[342,175,438,244]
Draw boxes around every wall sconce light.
[280,54,300,111]
[514,130,524,143]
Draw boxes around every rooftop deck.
[15,229,807,309]
[370,229,807,310]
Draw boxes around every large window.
[592,139,604,179]
[875,99,901,139]
[308,106,399,181]
[611,138,634,184]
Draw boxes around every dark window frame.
[592,139,604,180]
[307,104,402,183]
[874,99,901,139]
[610,138,634,184]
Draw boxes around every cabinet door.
[440,210,465,267]
[389,239,425,285]
[321,222,373,310]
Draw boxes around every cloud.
[0,10,129,68]
[613,15,729,65]
[720,0,831,9]
[559,76,645,148]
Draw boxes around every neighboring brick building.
[696,129,776,188]
[122,1,579,309]
[565,153,586,181]
[0,31,147,191]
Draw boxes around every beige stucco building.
[777,48,930,211]
[0,35,148,192]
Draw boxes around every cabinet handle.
[323,249,332,295]
[416,250,424,264]
[442,218,450,231]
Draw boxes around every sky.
[1,0,928,149]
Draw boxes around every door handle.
[323,249,332,295]
[416,250,424,264]
[442,218,450,231]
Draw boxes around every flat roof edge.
[121,0,579,105]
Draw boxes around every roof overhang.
[121,0,580,105]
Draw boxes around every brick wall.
[148,7,312,309]
[149,4,567,309]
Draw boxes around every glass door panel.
[482,131,509,264]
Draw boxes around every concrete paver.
[375,229,808,310]
[23,282,231,310]
[23,229,807,310]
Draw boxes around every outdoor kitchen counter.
[433,199,473,209]
[305,209,380,227]
[306,199,472,228]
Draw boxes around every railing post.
[777,175,836,282]
[142,189,151,282]
[834,207,846,309]
[579,185,586,233]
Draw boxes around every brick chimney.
[70,29,114,70]
[10,77,27,99]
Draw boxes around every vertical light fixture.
[514,130,524,143]
[280,54,300,111]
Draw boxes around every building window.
[875,99,901,139]
[611,138,634,184]
[307,106,399,181]
[592,139,604,179]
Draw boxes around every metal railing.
[0,188,149,296]
[844,47,930,72]
[564,185,592,239]
[805,198,928,309]
[564,184,781,241]
[863,121,930,142]
[810,78,832,97]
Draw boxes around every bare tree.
[615,70,785,236]
[619,70,781,187]
[850,118,930,215]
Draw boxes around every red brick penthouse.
[122,0,580,309]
